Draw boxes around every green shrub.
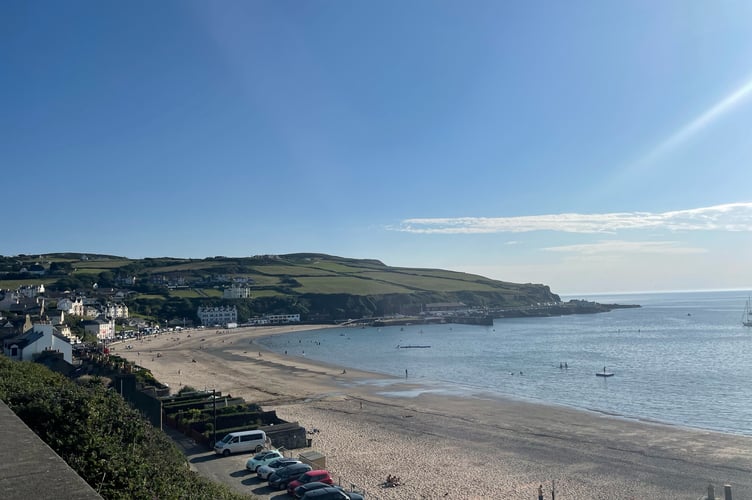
[0,356,248,500]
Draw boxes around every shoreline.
[253,325,750,439]
[117,325,752,499]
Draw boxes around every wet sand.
[118,325,752,499]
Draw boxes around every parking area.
[167,427,342,499]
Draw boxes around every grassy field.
[148,261,222,273]
[359,271,502,292]
[72,268,109,275]
[246,289,284,298]
[251,264,339,276]
[295,275,415,295]
[297,261,384,274]
[0,278,57,289]
[169,289,204,298]
[132,294,167,301]
[74,259,132,269]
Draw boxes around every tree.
[98,271,115,288]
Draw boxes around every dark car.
[300,486,364,500]
[293,482,336,499]
[287,470,333,497]
[268,462,312,490]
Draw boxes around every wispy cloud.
[543,240,706,255]
[396,202,752,234]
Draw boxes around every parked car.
[268,463,312,490]
[300,486,365,500]
[287,470,333,497]
[213,430,267,456]
[293,481,338,499]
[245,449,284,472]
[257,458,301,480]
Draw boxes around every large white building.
[197,305,238,326]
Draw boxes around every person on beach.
[405,369,408,379]
[538,484,544,500]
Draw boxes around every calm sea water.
[257,290,752,436]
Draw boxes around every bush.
[0,356,249,500]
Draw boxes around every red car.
[287,470,333,497]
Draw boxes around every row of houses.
[247,314,301,325]
[56,298,129,319]
[1,283,132,317]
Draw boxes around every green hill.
[1,253,561,322]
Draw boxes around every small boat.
[743,297,752,327]
[596,367,614,377]
[399,345,431,349]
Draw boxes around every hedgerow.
[0,356,249,499]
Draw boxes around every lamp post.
[212,388,217,446]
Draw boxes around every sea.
[256,290,752,437]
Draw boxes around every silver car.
[257,458,301,480]
[245,449,283,472]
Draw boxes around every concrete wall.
[0,400,102,500]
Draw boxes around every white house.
[3,323,73,363]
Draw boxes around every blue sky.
[3,0,752,294]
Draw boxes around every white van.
[213,430,267,456]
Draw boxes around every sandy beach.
[118,326,752,499]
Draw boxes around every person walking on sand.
[538,484,544,500]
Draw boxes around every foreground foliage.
[0,356,249,500]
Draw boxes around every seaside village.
[0,278,378,499]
